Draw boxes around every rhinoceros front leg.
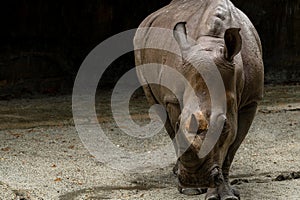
[223,102,258,179]
[205,102,258,200]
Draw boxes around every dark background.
[0,0,299,97]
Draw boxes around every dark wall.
[231,0,300,84]
[0,0,299,97]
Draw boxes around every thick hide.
[134,0,263,199]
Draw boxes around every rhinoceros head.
[172,22,242,189]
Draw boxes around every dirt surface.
[0,85,299,200]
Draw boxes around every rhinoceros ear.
[173,22,191,51]
[224,28,242,61]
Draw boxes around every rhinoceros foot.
[205,183,240,200]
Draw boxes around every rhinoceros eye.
[223,120,228,130]
[175,122,180,133]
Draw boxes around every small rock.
[274,171,300,181]
[231,179,249,185]
[291,171,300,179]
[0,182,17,200]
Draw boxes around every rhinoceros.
[134,0,263,199]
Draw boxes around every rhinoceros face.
[173,22,242,188]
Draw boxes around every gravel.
[0,85,299,200]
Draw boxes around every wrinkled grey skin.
[134,0,263,199]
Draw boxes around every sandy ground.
[0,85,299,200]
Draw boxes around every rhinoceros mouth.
[178,164,224,188]
[178,174,210,188]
